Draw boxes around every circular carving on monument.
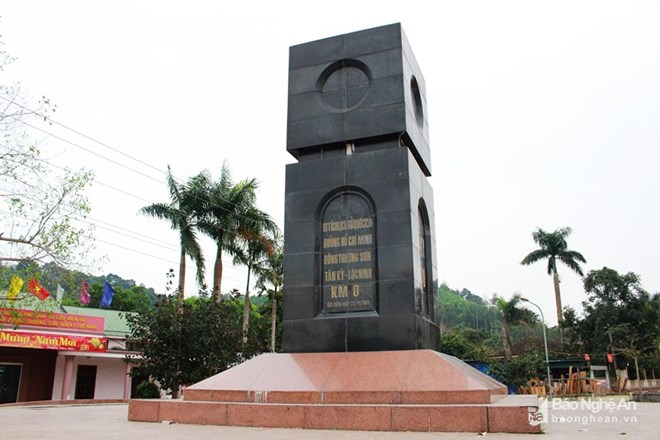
[410,75,424,128]
[317,59,372,113]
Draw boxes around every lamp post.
[521,297,552,398]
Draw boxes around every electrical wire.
[15,117,165,185]
[8,209,244,278]
[0,94,167,177]
[1,140,276,258]
[0,202,250,285]
[8,115,281,230]
[1,96,277,287]
[1,95,276,221]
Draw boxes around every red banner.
[0,330,107,352]
[0,308,104,333]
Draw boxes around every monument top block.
[286,23,431,176]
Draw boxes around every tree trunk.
[213,244,223,303]
[177,248,186,314]
[502,321,513,360]
[270,291,277,352]
[242,265,252,343]
[552,270,564,346]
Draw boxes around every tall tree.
[577,267,659,369]
[254,238,283,352]
[140,166,204,311]
[1,37,95,270]
[520,227,586,342]
[232,225,277,343]
[493,293,534,360]
[195,165,276,303]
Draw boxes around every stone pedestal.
[128,351,540,433]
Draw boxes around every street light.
[521,297,552,398]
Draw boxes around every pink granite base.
[128,399,538,432]
[128,350,540,433]
[183,350,506,404]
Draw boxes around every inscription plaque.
[320,192,376,313]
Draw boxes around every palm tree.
[196,164,276,303]
[520,227,586,342]
[493,293,531,360]
[233,225,277,342]
[140,166,205,312]
[254,240,283,352]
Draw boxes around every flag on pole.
[101,282,115,308]
[27,278,51,300]
[78,281,91,305]
[56,284,65,302]
[7,275,24,301]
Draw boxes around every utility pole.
[521,297,552,398]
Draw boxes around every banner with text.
[0,308,104,333]
[0,330,107,352]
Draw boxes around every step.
[128,396,540,433]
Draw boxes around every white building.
[0,303,139,403]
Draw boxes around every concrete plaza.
[1,400,658,439]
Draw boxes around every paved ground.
[1,399,658,439]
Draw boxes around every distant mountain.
[438,283,500,333]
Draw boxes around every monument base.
[128,350,540,433]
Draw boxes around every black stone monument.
[283,23,439,352]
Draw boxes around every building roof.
[62,306,133,338]
[1,295,134,338]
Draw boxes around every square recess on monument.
[286,23,431,176]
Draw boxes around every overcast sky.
[2,1,658,324]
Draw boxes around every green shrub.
[489,351,546,388]
[135,380,160,399]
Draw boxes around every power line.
[1,98,278,286]
[14,117,165,185]
[0,152,177,249]
[0,96,279,220]
[1,138,152,204]
[0,147,178,249]
[0,207,248,286]
[9,116,280,230]
[0,188,254,280]
[0,185,176,253]
[0,94,168,178]
[94,180,153,204]
[0,200,250,285]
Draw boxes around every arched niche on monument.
[418,198,433,319]
[318,188,377,315]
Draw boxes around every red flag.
[607,353,614,364]
[584,353,590,362]
[78,281,91,305]
[27,278,50,301]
